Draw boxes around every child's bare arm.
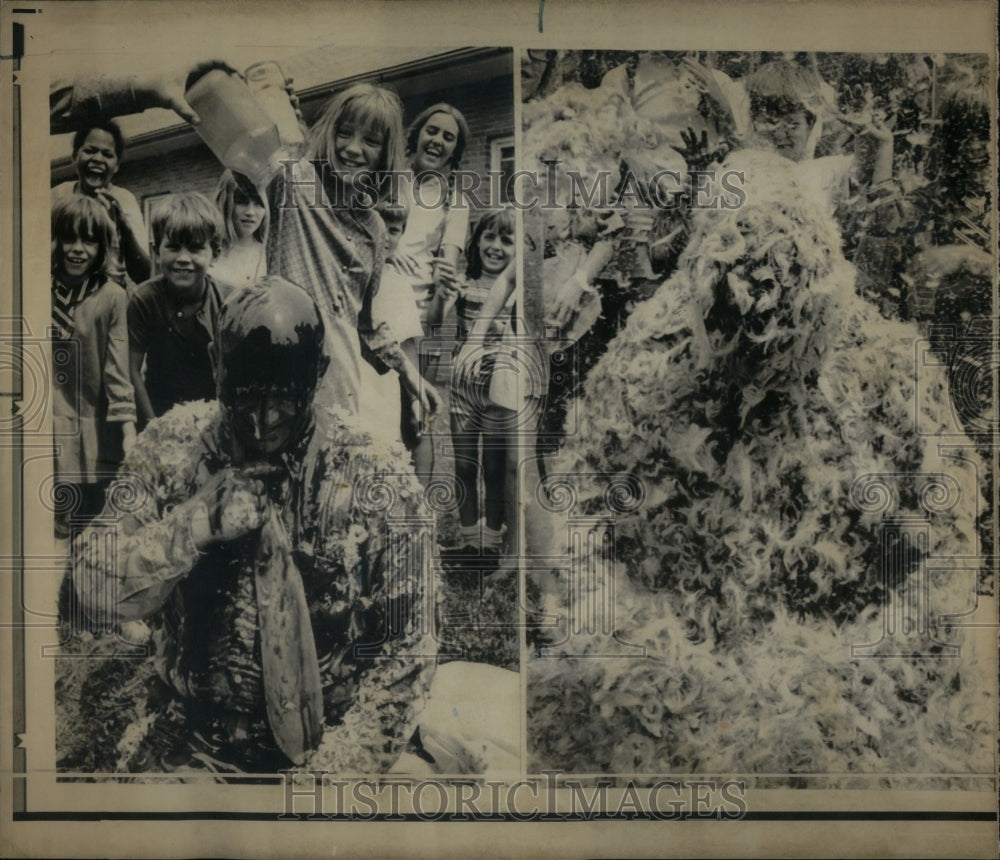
[426,269,461,329]
[425,243,463,328]
[433,244,462,289]
[547,239,613,328]
[126,294,157,427]
[121,233,151,285]
[111,191,152,284]
[129,349,156,428]
[866,120,894,187]
[467,263,516,339]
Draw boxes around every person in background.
[378,196,410,260]
[50,63,440,430]
[383,103,473,482]
[211,169,268,289]
[532,52,739,468]
[742,59,911,322]
[50,195,136,537]
[743,60,893,199]
[363,196,423,444]
[262,82,440,422]
[128,192,230,428]
[431,208,517,562]
[916,67,993,439]
[52,121,151,287]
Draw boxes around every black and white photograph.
[1,1,998,858]
[523,47,996,782]
[44,43,520,779]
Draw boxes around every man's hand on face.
[189,464,283,548]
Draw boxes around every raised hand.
[390,253,423,278]
[670,126,713,171]
[679,58,721,105]
[283,76,305,124]
[679,57,743,135]
[862,109,896,144]
[431,257,461,298]
[400,361,443,419]
[547,270,590,329]
[92,187,123,218]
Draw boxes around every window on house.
[490,135,515,205]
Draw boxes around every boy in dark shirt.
[128,193,230,427]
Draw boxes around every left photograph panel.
[31,41,521,793]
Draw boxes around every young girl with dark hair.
[50,195,136,536]
[211,169,268,289]
[436,208,516,559]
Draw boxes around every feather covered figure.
[529,150,991,778]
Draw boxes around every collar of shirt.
[52,270,104,299]
[322,171,382,248]
[166,275,223,333]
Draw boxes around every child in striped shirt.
[431,207,516,558]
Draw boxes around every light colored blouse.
[210,241,267,290]
[390,172,471,323]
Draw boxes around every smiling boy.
[128,193,231,427]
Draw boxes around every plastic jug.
[185,69,288,188]
[244,61,305,150]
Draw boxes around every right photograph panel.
[520,49,995,782]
